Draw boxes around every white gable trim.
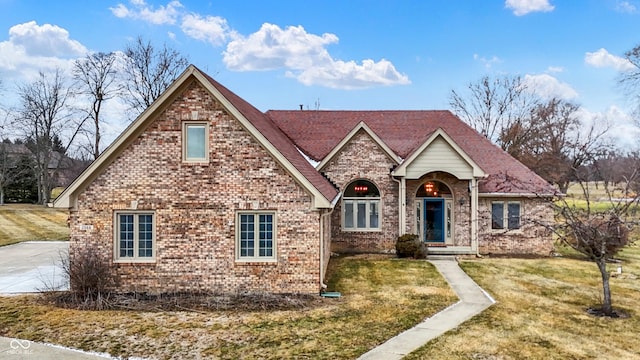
[391,128,486,179]
[54,65,333,209]
[317,121,401,170]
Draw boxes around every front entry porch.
[402,172,479,255]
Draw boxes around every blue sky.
[1,0,640,147]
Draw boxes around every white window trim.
[235,211,277,263]
[342,198,381,232]
[113,211,156,263]
[182,122,209,163]
[491,201,522,231]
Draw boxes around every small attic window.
[183,122,208,162]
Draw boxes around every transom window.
[492,201,521,230]
[114,212,155,261]
[237,212,276,261]
[183,122,209,162]
[342,180,381,232]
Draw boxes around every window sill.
[235,258,278,265]
[114,259,156,264]
[342,228,382,233]
[490,228,523,234]
[182,160,209,164]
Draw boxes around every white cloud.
[547,66,564,73]
[295,59,410,89]
[505,0,555,16]
[109,0,183,25]
[585,48,636,72]
[223,23,409,89]
[108,4,410,89]
[181,13,235,46]
[473,54,502,69]
[223,23,338,71]
[0,21,87,79]
[615,1,638,13]
[8,21,86,57]
[523,73,578,100]
[576,105,640,148]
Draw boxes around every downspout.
[319,194,339,290]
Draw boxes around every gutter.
[478,192,557,198]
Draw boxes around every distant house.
[54,65,555,294]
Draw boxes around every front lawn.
[406,243,640,359]
[0,255,456,359]
[0,204,69,246]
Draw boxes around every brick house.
[54,65,555,294]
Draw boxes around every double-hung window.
[237,212,276,261]
[183,122,209,162]
[115,212,155,261]
[342,180,381,231]
[491,201,521,230]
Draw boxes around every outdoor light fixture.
[424,182,434,194]
[458,197,466,206]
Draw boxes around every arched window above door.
[344,180,380,197]
[416,181,452,198]
[342,180,381,231]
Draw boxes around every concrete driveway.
[0,241,69,294]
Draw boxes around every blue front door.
[424,198,445,243]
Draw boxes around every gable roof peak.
[54,65,338,209]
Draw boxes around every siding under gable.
[405,136,473,179]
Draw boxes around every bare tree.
[17,69,85,204]
[0,104,18,204]
[619,43,640,116]
[0,79,23,204]
[548,167,638,317]
[519,98,611,193]
[122,36,189,116]
[449,75,540,147]
[73,52,121,159]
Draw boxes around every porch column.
[399,177,406,236]
[470,178,478,252]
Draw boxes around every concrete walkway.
[0,337,114,359]
[0,241,69,294]
[359,257,495,360]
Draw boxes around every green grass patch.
[0,255,457,359]
[406,243,640,359]
[0,204,69,246]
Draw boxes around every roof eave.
[478,192,556,198]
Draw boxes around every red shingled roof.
[266,110,556,195]
[197,70,339,204]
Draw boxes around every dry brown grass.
[406,243,640,359]
[0,255,457,359]
[0,204,69,246]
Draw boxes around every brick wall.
[321,130,399,253]
[477,197,554,255]
[70,80,322,294]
